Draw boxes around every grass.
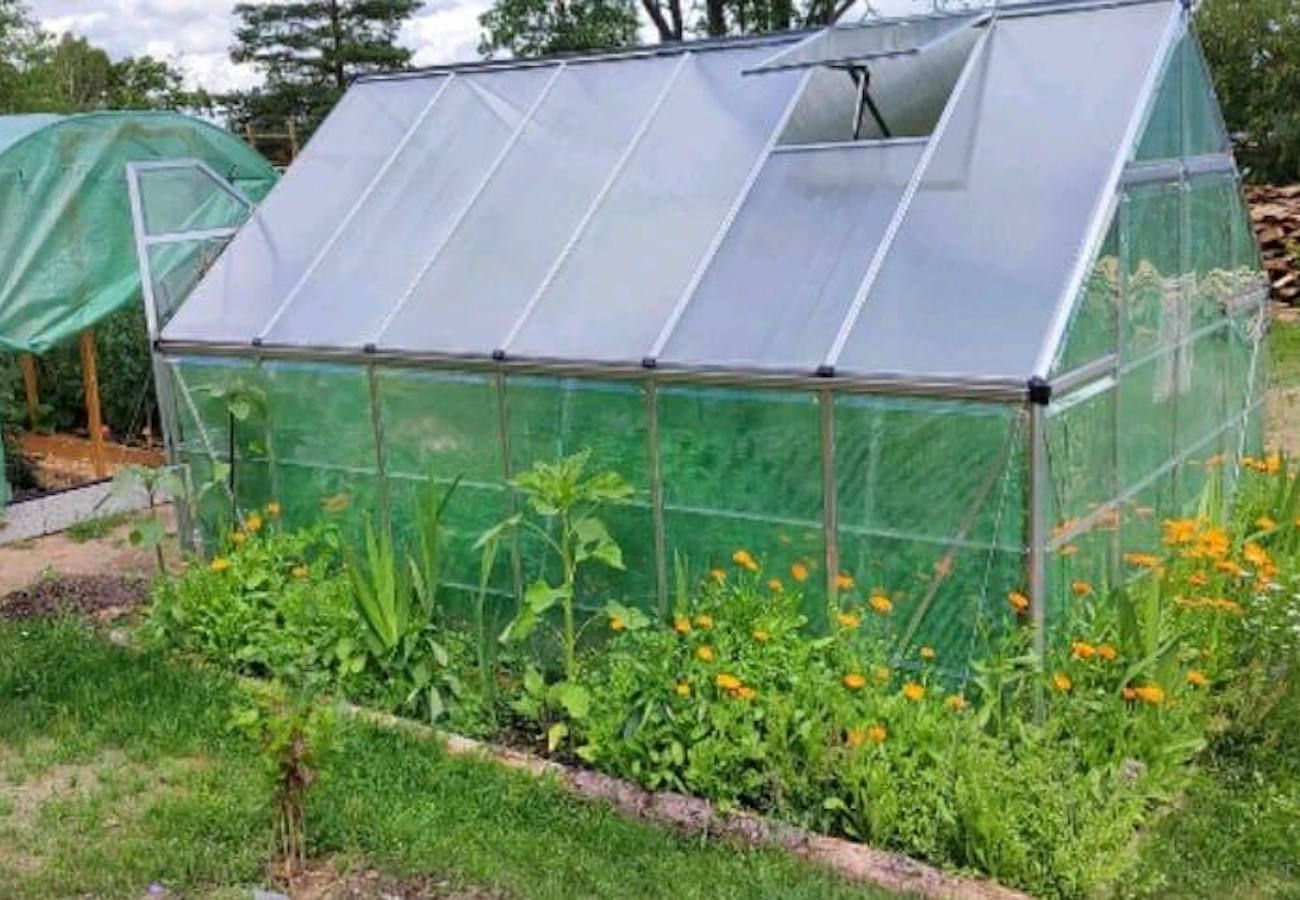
[63,512,130,543]
[1271,316,1300,389]
[0,620,876,900]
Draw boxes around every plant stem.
[562,512,576,680]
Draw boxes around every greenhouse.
[151,0,1268,664]
[0,111,278,505]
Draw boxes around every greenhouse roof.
[163,0,1188,387]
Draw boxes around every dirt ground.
[0,509,179,597]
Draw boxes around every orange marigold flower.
[265,501,282,519]
[674,680,692,697]
[869,594,893,615]
[1121,686,1137,701]
[732,549,759,572]
[673,615,692,636]
[918,646,936,661]
[842,672,867,690]
[866,723,888,744]
[609,615,627,632]
[1124,552,1163,569]
[1133,684,1166,705]
[1008,591,1030,614]
[1052,672,1072,693]
[716,673,742,692]
[1188,571,1209,587]
[244,513,263,534]
[836,612,861,629]
[945,694,967,711]
[1071,641,1096,660]
[1215,559,1246,577]
[902,682,925,702]
[230,530,247,546]
[1265,450,1283,473]
[1186,669,1209,687]
[737,686,757,701]
[767,578,784,593]
[210,557,232,572]
[846,727,867,748]
[1163,518,1200,546]
[1243,541,1272,569]
[1071,580,1094,597]
[1256,515,1277,531]
[834,572,856,591]
[696,645,715,662]
[694,613,714,631]
[1097,643,1118,661]
[709,568,726,584]
[790,561,809,583]
[752,628,771,644]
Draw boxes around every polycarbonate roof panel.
[377,55,683,355]
[750,13,982,72]
[506,47,804,363]
[660,141,922,370]
[164,77,442,342]
[833,0,1175,380]
[262,68,552,346]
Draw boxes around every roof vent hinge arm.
[848,65,891,140]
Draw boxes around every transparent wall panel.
[1053,221,1119,374]
[1183,32,1230,157]
[1047,384,1116,532]
[751,15,981,74]
[509,48,802,363]
[377,368,513,599]
[1187,174,1240,328]
[1177,327,1228,453]
[262,362,378,532]
[1123,182,1182,361]
[136,166,250,236]
[1045,525,1114,644]
[660,141,921,371]
[658,387,825,617]
[266,69,553,347]
[380,56,679,355]
[835,3,1171,379]
[164,78,443,343]
[1119,351,1177,490]
[1226,302,1268,418]
[1119,468,1176,564]
[148,239,233,334]
[505,376,656,612]
[1134,33,1182,160]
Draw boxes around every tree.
[1197,0,1300,182]
[229,1,422,137]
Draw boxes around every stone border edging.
[341,703,1033,900]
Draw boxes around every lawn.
[0,620,874,900]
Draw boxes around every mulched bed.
[1,574,149,621]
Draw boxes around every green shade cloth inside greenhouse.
[0,111,278,356]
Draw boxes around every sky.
[28,0,490,93]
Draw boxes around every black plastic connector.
[491,349,506,361]
[815,364,835,378]
[1027,376,1052,406]
[251,337,263,347]
[641,356,658,369]
[363,342,376,354]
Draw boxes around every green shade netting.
[0,111,277,355]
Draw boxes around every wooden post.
[79,329,107,479]
[18,352,39,430]
[287,119,299,160]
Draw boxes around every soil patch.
[1,574,148,622]
[280,860,506,900]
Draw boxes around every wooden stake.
[18,352,39,430]
[79,329,107,479]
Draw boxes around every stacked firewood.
[1247,184,1300,305]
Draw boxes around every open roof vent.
[753,13,988,144]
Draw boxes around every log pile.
[1247,184,1300,305]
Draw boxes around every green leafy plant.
[101,463,185,574]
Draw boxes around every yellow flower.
[1215,559,1246,577]
[673,615,692,636]
[1071,580,1093,597]
[1052,672,1072,693]
[1162,518,1199,546]
[1265,450,1283,473]
[846,727,867,748]
[1097,643,1118,661]
[842,672,867,690]
[709,568,726,584]
[696,645,715,662]
[244,513,263,534]
[834,572,855,591]
[866,723,888,744]
[873,665,891,683]
[737,686,757,701]
[752,628,771,644]
[1059,544,1079,557]
[674,680,692,697]
[901,682,925,702]
[836,611,861,629]
[1133,684,1166,705]
[791,561,809,583]
[1122,686,1137,701]
[1124,552,1163,569]
[918,646,936,661]
[767,578,784,593]
[609,615,627,632]
[1008,591,1030,614]
[210,557,231,572]
[1071,641,1097,661]
[265,501,282,519]
[1256,515,1277,531]
[291,564,309,579]
[732,549,759,572]
[945,694,967,712]
[230,530,247,546]
[1243,541,1272,569]
[716,673,743,692]
[694,613,714,631]
[869,594,893,615]
[1186,669,1209,687]
[1189,571,1209,587]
